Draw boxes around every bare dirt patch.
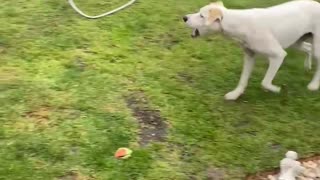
[26,107,51,119]
[126,91,168,146]
[24,107,81,128]
[25,106,52,127]
[246,155,320,180]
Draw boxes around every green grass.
[1,0,320,179]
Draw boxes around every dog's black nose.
[183,16,188,22]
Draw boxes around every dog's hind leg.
[294,41,313,70]
[261,46,287,93]
[308,34,320,91]
[249,32,287,93]
[225,48,255,100]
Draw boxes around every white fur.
[184,0,320,100]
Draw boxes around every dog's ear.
[205,8,223,26]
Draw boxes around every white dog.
[183,0,320,100]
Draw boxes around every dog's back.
[249,0,320,47]
[264,0,320,19]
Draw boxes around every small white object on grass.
[279,151,305,180]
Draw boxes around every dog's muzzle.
[191,29,200,38]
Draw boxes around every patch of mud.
[126,91,168,146]
[246,155,320,180]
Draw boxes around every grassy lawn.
[1,0,320,179]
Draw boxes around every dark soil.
[126,91,168,146]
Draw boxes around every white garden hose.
[68,0,137,19]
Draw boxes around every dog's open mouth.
[191,29,200,38]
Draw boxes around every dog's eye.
[200,14,204,18]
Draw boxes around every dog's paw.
[224,91,242,101]
[307,82,320,91]
[262,84,281,93]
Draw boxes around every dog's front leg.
[225,49,255,100]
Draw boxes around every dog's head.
[183,1,225,38]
